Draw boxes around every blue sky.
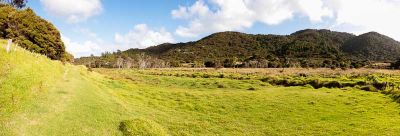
[27,0,400,57]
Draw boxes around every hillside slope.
[0,39,65,116]
[0,39,127,135]
[131,29,357,62]
[342,32,400,61]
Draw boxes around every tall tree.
[1,0,27,9]
[11,0,26,9]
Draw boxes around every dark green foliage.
[360,85,378,92]
[169,61,181,67]
[342,32,400,61]
[60,52,74,63]
[390,59,400,69]
[204,61,215,67]
[223,57,237,68]
[75,29,400,68]
[323,81,342,88]
[11,0,26,9]
[259,76,387,91]
[216,82,225,88]
[0,5,71,60]
[0,0,27,9]
[372,82,387,90]
[247,86,256,91]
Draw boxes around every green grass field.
[1,39,400,135]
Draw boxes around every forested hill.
[75,29,400,68]
[0,4,73,61]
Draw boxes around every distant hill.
[342,32,400,61]
[75,29,400,68]
[142,29,358,62]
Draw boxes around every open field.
[2,40,400,135]
[95,68,400,135]
[135,67,400,76]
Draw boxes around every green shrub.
[307,79,323,89]
[323,81,342,88]
[372,82,387,90]
[191,73,201,78]
[298,73,308,77]
[289,79,306,86]
[119,118,169,136]
[360,85,378,92]
[0,6,70,60]
[216,82,225,88]
[202,74,210,78]
[356,81,367,86]
[341,82,357,88]
[248,86,256,91]
[303,84,314,89]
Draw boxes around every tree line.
[74,50,373,69]
[75,52,171,69]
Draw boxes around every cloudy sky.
[28,0,400,57]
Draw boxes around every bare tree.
[259,59,269,68]
[124,57,133,69]
[116,56,123,69]
[248,60,258,68]
[137,53,148,69]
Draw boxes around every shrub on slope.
[0,4,73,61]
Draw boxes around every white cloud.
[40,0,102,23]
[172,0,333,37]
[62,35,104,57]
[330,0,400,40]
[63,24,175,57]
[172,1,210,19]
[297,0,333,22]
[114,24,175,50]
[172,0,400,41]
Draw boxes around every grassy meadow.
[1,39,400,135]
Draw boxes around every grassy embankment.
[0,39,66,120]
[1,39,400,135]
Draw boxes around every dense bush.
[390,59,400,69]
[360,85,378,92]
[343,32,400,61]
[0,4,71,61]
